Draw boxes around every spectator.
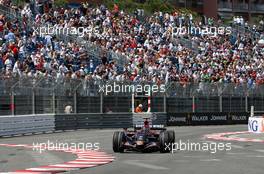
[64,103,73,114]
[105,107,113,113]
[135,104,143,113]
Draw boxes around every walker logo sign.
[248,117,264,133]
[192,115,208,121]
[230,113,249,124]
[231,115,247,121]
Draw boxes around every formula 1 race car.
[113,118,175,153]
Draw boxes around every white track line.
[123,160,169,170]
[200,159,221,162]
[230,145,244,149]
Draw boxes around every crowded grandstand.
[0,0,263,87]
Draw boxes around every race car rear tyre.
[168,130,175,143]
[113,131,125,153]
[159,131,170,153]
[167,130,175,151]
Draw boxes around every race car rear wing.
[134,125,165,130]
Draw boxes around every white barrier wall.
[0,114,55,136]
[248,117,264,133]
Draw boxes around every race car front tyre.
[159,131,170,153]
[113,131,125,153]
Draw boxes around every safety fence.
[1,77,264,116]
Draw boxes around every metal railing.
[250,4,264,11]
[231,23,262,39]
[233,3,249,10]
[1,77,264,115]
[218,2,232,9]
[172,36,199,53]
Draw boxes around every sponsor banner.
[229,112,249,124]
[248,117,264,133]
[190,113,228,125]
[167,113,188,126]
[167,112,250,126]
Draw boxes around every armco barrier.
[54,114,77,130]
[133,113,152,126]
[0,114,55,136]
[167,112,250,126]
[0,112,252,137]
[55,113,133,130]
[153,113,167,125]
[132,113,167,126]
[77,113,133,129]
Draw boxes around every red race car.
[113,118,175,153]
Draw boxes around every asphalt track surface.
[1,125,264,174]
